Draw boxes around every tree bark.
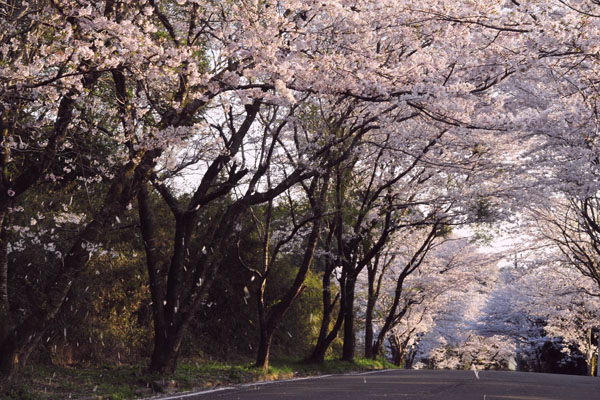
[371,271,407,359]
[0,211,9,360]
[255,325,274,371]
[364,296,375,359]
[308,265,344,363]
[364,257,379,359]
[138,184,171,372]
[306,217,343,364]
[341,275,356,362]
[0,63,102,381]
[145,198,258,373]
[389,335,402,366]
[0,212,15,381]
[0,336,16,382]
[149,327,186,374]
[365,252,392,359]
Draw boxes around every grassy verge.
[1,358,397,400]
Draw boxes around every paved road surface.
[154,369,600,399]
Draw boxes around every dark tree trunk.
[255,326,273,371]
[0,211,11,380]
[139,184,173,373]
[308,264,344,363]
[389,335,402,366]
[342,275,356,362]
[365,252,391,359]
[0,43,211,380]
[149,328,186,374]
[364,309,374,359]
[144,198,272,373]
[0,335,15,382]
[389,334,414,368]
[140,101,267,374]
[309,298,344,363]
[307,215,343,364]
[372,273,406,359]
[364,265,377,359]
[405,346,418,369]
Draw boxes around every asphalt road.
[153,369,600,400]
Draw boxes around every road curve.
[150,369,600,400]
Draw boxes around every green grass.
[0,357,397,400]
[270,357,396,377]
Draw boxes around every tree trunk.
[308,266,344,363]
[389,335,402,366]
[307,220,343,364]
[140,186,209,374]
[0,146,162,381]
[255,326,273,371]
[144,199,251,373]
[405,347,417,369]
[308,262,347,364]
[364,310,374,359]
[0,334,16,382]
[138,185,170,372]
[0,211,11,380]
[596,345,600,377]
[372,274,405,359]
[342,275,356,362]
[309,304,344,364]
[149,326,186,374]
[587,327,597,376]
[364,265,377,359]
[256,201,324,368]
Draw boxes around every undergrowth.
[0,358,396,399]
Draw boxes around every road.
[152,369,600,400]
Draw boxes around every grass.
[0,357,397,400]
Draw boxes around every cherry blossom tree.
[0,0,248,379]
[513,210,600,374]
[236,174,330,371]
[371,238,499,368]
[0,0,179,379]
[306,119,451,363]
[512,261,600,374]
